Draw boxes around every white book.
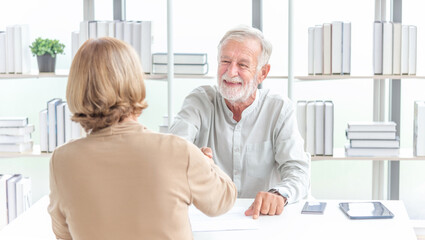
[64,104,72,143]
[108,21,115,37]
[0,134,31,144]
[6,174,22,223]
[0,117,28,127]
[347,121,396,132]
[88,21,97,39]
[306,101,316,155]
[56,102,67,147]
[308,27,315,75]
[79,21,89,47]
[0,174,12,228]
[346,130,396,140]
[123,21,133,46]
[0,142,33,153]
[22,178,31,212]
[296,101,307,150]
[15,178,24,217]
[313,25,323,75]
[39,109,48,152]
[0,124,34,135]
[47,98,62,152]
[152,63,208,75]
[6,26,15,73]
[401,25,409,75]
[332,21,343,75]
[141,21,152,73]
[382,22,393,75]
[96,21,109,38]
[315,101,325,155]
[342,22,351,75]
[152,53,208,65]
[392,23,402,75]
[71,31,80,59]
[132,21,143,63]
[13,24,31,74]
[322,23,332,75]
[71,121,83,140]
[159,125,169,133]
[324,101,334,156]
[0,31,6,73]
[350,138,400,148]
[373,21,383,75]
[345,144,400,157]
[414,101,425,156]
[114,20,125,40]
[408,25,417,75]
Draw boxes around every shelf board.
[0,70,69,79]
[295,75,425,81]
[0,145,51,158]
[312,148,425,161]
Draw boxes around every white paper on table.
[189,205,259,232]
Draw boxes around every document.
[189,205,259,232]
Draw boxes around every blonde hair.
[66,37,148,132]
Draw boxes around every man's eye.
[240,64,248,68]
[221,60,230,64]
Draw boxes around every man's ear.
[257,64,271,85]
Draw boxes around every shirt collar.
[219,88,261,122]
[89,120,145,137]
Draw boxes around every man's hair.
[66,37,148,132]
[217,25,273,71]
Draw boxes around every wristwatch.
[268,189,289,206]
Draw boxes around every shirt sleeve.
[186,142,237,217]
[272,100,311,204]
[47,152,72,240]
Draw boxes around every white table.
[0,196,416,240]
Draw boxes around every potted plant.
[29,37,65,72]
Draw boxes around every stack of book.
[0,24,31,74]
[0,117,34,153]
[414,101,425,156]
[345,121,400,157]
[0,174,31,229]
[373,22,417,75]
[40,98,84,153]
[73,20,152,73]
[151,53,208,75]
[297,100,334,156]
[308,21,351,75]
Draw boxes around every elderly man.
[169,25,310,219]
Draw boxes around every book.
[332,21,343,75]
[373,21,383,75]
[0,174,12,228]
[324,101,334,155]
[322,23,332,75]
[350,138,400,148]
[346,130,396,140]
[347,121,396,132]
[301,201,327,214]
[114,20,125,40]
[133,21,152,73]
[96,21,109,38]
[342,22,351,75]
[408,25,417,75]
[71,31,79,59]
[39,109,48,152]
[296,101,307,150]
[414,101,425,156]
[392,23,401,75]
[56,102,67,147]
[382,21,393,75]
[152,63,209,75]
[88,20,97,39]
[401,25,409,75]
[308,27,314,75]
[0,124,34,135]
[6,26,15,73]
[313,25,323,75]
[0,117,28,127]
[6,174,22,223]
[71,121,84,140]
[15,177,31,217]
[0,134,31,144]
[79,21,89,47]
[345,144,400,157]
[123,21,133,46]
[64,104,72,143]
[0,31,6,73]
[152,53,208,65]
[13,24,31,74]
[315,101,324,155]
[47,98,62,152]
[306,101,316,155]
[0,142,33,153]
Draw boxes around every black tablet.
[339,202,394,219]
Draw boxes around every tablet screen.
[339,202,394,219]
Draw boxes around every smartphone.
[301,201,327,214]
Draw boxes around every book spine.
[408,25,417,75]
[313,25,323,75]
[373,21,383,75]
[0,32,6,73]
[392,23,402,75]
[6,26,15,73]
[331,21,343,75]
[296,101,307,151]
[308,27,315,75]
[306,101,316,155]
[39,109,48,152]
[315,101,325,155]
[382,22,393,75]
[324,101,334,155]
[323,23,332,75]
[342,22,351,75]
[401,25,409,75]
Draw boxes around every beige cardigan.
[48,121,236,240]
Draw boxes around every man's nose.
[227,62,239,77]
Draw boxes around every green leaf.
[29,37,65,57]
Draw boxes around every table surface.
[0,196,417,240]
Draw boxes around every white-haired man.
[169,25,310,219]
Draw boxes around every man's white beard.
[218,73,258,103]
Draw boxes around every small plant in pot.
[29,37,65,73]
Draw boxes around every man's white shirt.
[169,85,310,203]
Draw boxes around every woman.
[48,37,236,240]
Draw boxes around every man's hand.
[244,191,286,219]
[200,147,213,159]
